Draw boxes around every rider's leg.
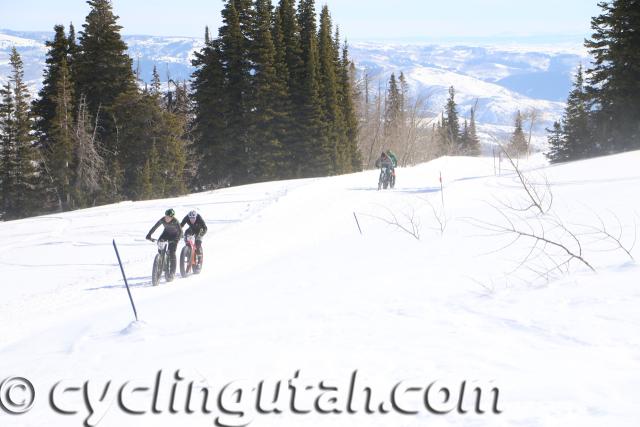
[169,241,178,276]
[195,238,203,255]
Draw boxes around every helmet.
[188,210,197,220]
[165,208,175,217]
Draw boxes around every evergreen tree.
[74,0,137,201]
[384,73,401,138]
[67,22,79,61]
[275,0,305,175]
[297,0,332,176]
[191,33,227,187]
[459,106,480,156]
[219,0,253,183]
[271,4,289,90]
[168,81,190,118]
[66,23,79,86]
[0,81,15,218]
[75,0,136,118]
[31,26,82,211]
[0,49,38,219]
[508,110,528,156]
[585,0,640,152]
[12,48,38,216]
[204,25,211,45]
[545,121,568,163]
[461,119,469,150]
[47,57,76,211]
[562,65,591,159]
[32,25,70,150]
[318,5,341,172]
[161,109,188,197]
[249,0,288,181]
[111,91,187,200]
[443,86,460,151]
[277,0,303,89]
[338,41,361,172]
[398,71,409,122]
[467,106,481,156]
[150,65,162,99]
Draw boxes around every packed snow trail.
[1,153,639,427]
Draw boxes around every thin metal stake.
[113,239,139,322]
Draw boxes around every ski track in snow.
[1,154,640,426]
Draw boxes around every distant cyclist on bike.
[181,210,207,255]
[386,149,398,187]
[375,151,394,169]
[146,208,182,280]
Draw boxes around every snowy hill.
[1,29,587,131]
[1,152,639,426]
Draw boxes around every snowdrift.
[1,152,639,426]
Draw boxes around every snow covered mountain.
[2,152,639,426]
[1,29,587,131]
[348,42,587,131]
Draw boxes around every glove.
[146,235,156,242]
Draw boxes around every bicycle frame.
[157,240,168,253]
[185,235,197,268]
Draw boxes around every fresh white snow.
[1,153,639,426]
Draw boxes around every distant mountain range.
[1,29,589,135]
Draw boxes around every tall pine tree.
[46,57,76,211]
[585,0,640,153]
[562,65,591,159]
[219,0,253,183]
[249,0,288,181]
[275,0,306,175]
[74,0,137,200]
[297,0,332,176]
[508,110,528,156]
[0,49,38,219]
[32,25,70,150]
[443,86,460,153]
[318,6,341,172]
[75,0,136,118]
[191,32,227,187]
[384,73,401,138]
[545,121,567,163]
[338,41,361,172]
[459,105,480,156]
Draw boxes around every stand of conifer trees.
[547,0,640,163]
[191,0,361,188]
[0,0,362,220]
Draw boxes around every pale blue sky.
[0,0,602,41]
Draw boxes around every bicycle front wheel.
[152,254,162,286]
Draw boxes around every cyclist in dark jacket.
[146,208,183,279]
[375,151,396,189]
[386,150,398,187]
[375,151,394,169]
[181,210,207,255]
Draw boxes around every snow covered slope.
[1,152,639,426]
